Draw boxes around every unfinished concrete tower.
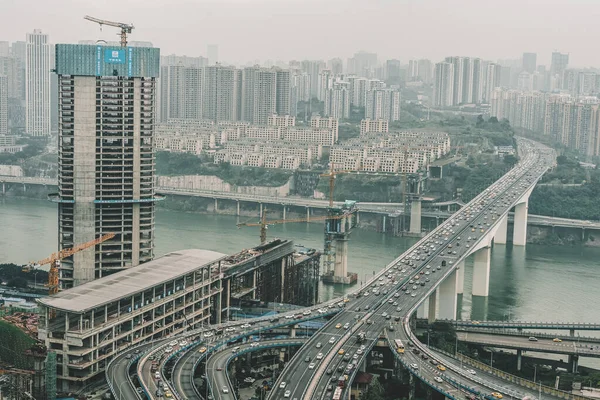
[51,44,161,289]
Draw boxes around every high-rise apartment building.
[241,66,277,125]
[328,58,343,75]
[203,65,242,122]
[551,52,569,76]
[324,84,350,120]
[160,65,203,121]
[417,59,433,84]
[0,75,7,135]
[386,59,401,81]
[484,63,502,103]
[25,30,51,136]
[317,69,332,101]
[365,89,400,122]
[433,62,454,108]
[407,60,419,81]
[445,56,465,105]
[275,69,291,116]
[522,53,537,73]
[54,44,160,289]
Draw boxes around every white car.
[468,369,477,375]
[316,353,323,360]
[303,310,311,316]
[225,327,236,332]
[279,382,287,389]
[285,315,294,319]
[164,346,173,353]
[308,363,316,369]
[410,363,418,369]
[204,332,213,338]
[250,342,260,347]
[222,386,229,393]
[434,376,443,383]
[178,340,187,347]
[284,390,291,398]
[329,337,336,344]
[169,340,178,346]
[240,324,251,329]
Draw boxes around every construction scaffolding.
[45,351,56,400]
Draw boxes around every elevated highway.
[207,338,306,400]
[451,320,600,332]
[456,332,600,358]
[270,138,561,400]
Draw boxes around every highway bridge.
[450,320,600,332]
[2,175,599,231]
[456,332,600,358]
[100,138,591,400]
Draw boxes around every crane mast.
[84,15,135,47]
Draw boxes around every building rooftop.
[37,249,227,313]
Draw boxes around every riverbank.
[2,185,599,246]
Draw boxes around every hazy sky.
[2,0,600,67]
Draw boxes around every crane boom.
[26,233,116,270]
[84,15,134,47]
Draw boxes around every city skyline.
[1,0,600,68]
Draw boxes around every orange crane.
[23,233,116,295]
[237,210,352,244]
[84,15,135,47]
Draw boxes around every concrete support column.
[517,349,522,371]
[513,201,529,246]
[214,198,218,212]
[290,327,296,338]
[438,270,458,320]
[334,239,349,279]
[283,206,286,220]
[417,299,428,319]
[410,199,422,234]
[495,214,508,245]
[427,290,437,324]
[569,354,579,373]
[306,207,310,220]
[252,271,257,300]
[259,203,263,217]
[472,246,491,297]
[2,183,4,194]
[456,262,465,295]
[570,329,575,337]
[236,201,240,216]
[382,215,387,233]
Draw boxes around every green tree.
[362,377,385,400]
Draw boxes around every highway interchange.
[106,138,569,400]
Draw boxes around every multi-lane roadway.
[270,138,556,400]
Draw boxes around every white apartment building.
[433,62,454,108]
[360,119,388,135]
[283,127,335,146]
[268,114,296,127]
[25,30,51,136]
[310,116,339,142]
[365,89,400,122]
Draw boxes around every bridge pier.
[514,201,529,246]
[570,329,575,337]
[260,203,263,217]
[569,354,579,373]
[438,270,458,320]
[1,183,4,194]
[382,215,387,233]
[290,326,296,338]
[417,300,428,319]
[428,290,437,324]
[472,246,491,297]
[214,198,218,212]
[236,200,240,216]
[410,199,422,234]
[306,206,310,220]
[282,206,286,220]
[495,214,508,245]
[456,261,465,295]
[517,349,522,371]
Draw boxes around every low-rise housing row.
[329,130,450,173]
[214,139,322,169]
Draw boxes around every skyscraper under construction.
[52,44,161,289]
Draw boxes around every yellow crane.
[23,233,116,296]
[84,15,135,47]
[319,164,354,207]
[237,210,352,244]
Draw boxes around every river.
[1,198,599,325]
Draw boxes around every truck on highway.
[356,332,366,343]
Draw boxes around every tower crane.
[84,15,135,47]
[319,164,354,207]
[237,209,353,244]
[23,233,116,295]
